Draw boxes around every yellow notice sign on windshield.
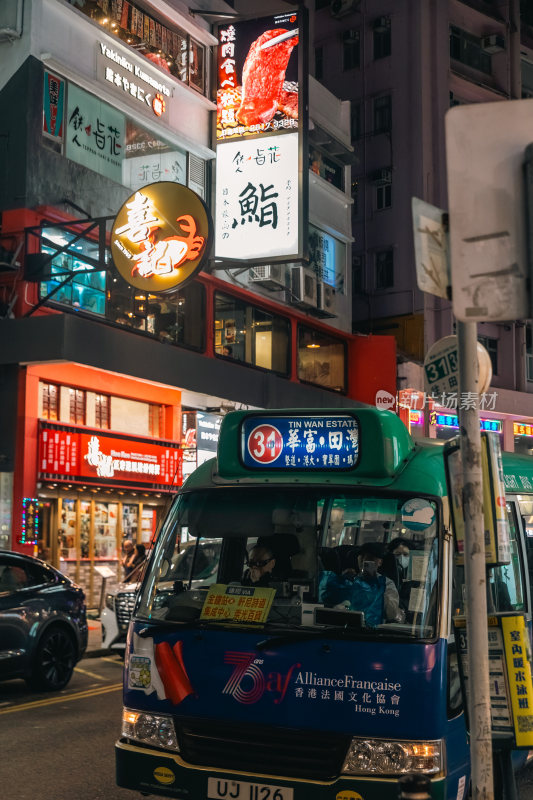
[200,584,276,624]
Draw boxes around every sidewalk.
[85,615,107,657]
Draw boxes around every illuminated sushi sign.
[111,182,213,294]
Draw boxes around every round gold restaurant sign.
[111,182,213,294]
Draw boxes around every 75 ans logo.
[222,652,300,705]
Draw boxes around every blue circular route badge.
[247,424,283,464]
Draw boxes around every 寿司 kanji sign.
[111,182,213,294]
[39,425,182,488]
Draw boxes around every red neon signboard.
[39,427,182,488]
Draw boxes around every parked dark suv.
[0,551,87,691]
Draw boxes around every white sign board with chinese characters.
[423,335,492,397]
[215,132,299,261]
[445,100,532,321]
[66,83,125,183]
[411,197,450,299]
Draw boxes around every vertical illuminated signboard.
[215,9,308,265]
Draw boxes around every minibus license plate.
[207,777,293,800]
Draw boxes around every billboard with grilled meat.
[215,9,308,265]
[216,11,302,141]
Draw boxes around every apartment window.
[351,179,359,215]
[315,46,324,80]
[41,383,59,421]
[373,95,392,133]
[352,254,365,292]
[298,326,346,393]
[69,388,86,425]
[343,29,360,71]
[478,336,498,376]
[94,394,110,430]
[373,16,391,60]
[214,293,290,375]
[149,405,162,437]
[351,102,362,141]
[450,26,491,75]
[375,183,392,210]
[526,324,533,382]
[375,249,394,289]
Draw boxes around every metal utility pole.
[457,320,493,800]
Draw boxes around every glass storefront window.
[39,227,108,316]
[515,434,533,456]
[297,325,346,392]
[108,278,206,351]
[214,293,290,375]
[66,1,207,95]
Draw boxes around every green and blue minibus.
[116,407,533,799]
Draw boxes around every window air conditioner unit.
[373,16,389,32]
[248,264,285,291]
[316,282,337,317]
[482,34,505,54]
[370,167,392,186]
[291,266,318,308]
[330,0,359,19]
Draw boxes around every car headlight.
[105,593,115,611]
[122,708,179,752]
[342,737,443,775]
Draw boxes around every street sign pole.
[457,319,493,800]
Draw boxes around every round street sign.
[111,182,213,294]
[423,335,492,396]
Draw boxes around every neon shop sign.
[85,435,161,479]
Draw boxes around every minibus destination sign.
[241,414,359,469]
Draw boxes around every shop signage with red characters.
[111,182,213,294]
[39,425,182,488]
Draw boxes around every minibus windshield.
[137,488,440,639]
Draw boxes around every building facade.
[312,0,533,451]
[0,0,396,597]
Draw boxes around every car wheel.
[27,627,76,691]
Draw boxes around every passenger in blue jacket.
[319,541,403,628]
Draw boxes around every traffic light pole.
[456,320,494,800]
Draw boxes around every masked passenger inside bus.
[242,545,277,587]
[319,541,404,627]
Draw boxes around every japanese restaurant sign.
[96,41,173,121]
[215,132,299,260]
[111,182,213,293]
[241,414,359,470]
[216,12,301,141]
[215,9,308,265]
[66,83,125,184]
[200,584,275,624]
[39,426,182,488]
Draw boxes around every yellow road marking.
[100,656,124,666]
[0,683,122,715]
[74,665,106,680]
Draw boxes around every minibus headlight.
[105,593,115,611]
[342,738,443,775]
[122,708,179,752]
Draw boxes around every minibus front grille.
[177,718,351,780]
